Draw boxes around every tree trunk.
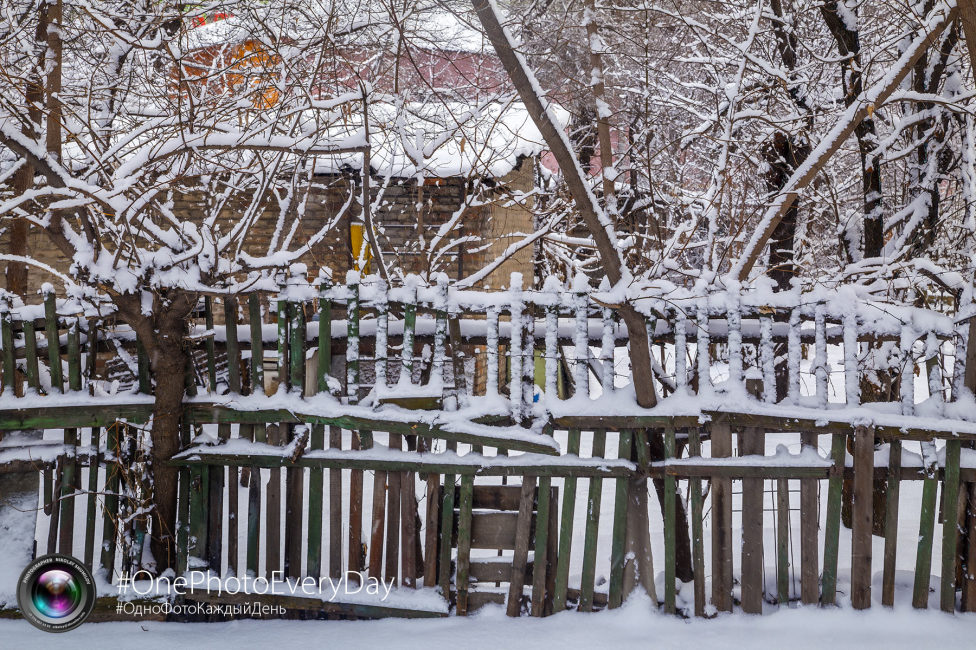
[147,317,190,572]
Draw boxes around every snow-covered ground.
[2,595,973,649]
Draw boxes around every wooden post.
[941,439,962,612]
[914,440,939,609]
[851,425,874,609]
[882,439,902,607]
[579,430,606,612]
[663,426,677,614]
[821,432,846,605]
[711,419,733,612]
[507,476,537,617]
[800,431,819,605]
[689,427,705,616]
[552,428,581,611]
[741,427,764,614]
[455,474,474,615]
[776,478,790,605]
[608,430,631,609]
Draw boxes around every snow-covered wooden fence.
[0,271,974,619]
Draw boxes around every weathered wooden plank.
[438,440,458,598]
[688,427,705,616]
[0,304,15,395]
[401,466,417,588]
[821,433,846,605]
[940,439,961,613]
[531,475,553,616]
[266,425,282,579]
[579,430,606,612]
[307,423,324,578]
[851,425,874,610]
[386,433,403,583]
[100,423,121,578]
[608,430,631,609]
[368,467,387,580]
[913,438,940,609]
[800,431,819,605]
[740,427,764,614]
[455,474,474,615]
[423,468,440,587]
[507,476,537,617]
[882,439,902,607]
[664,426,677,614]
[710,419,733,612]
[776,477,790,606]
[329,426,342,578]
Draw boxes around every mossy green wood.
[23,321,40,391]
[43,292,64,392]
[663,425,676,614]
[0,308,14,395]
[438,441,458,599]
[552,427,581,612]
[579,429,606,612]
[608,430,631,609]
[940,439,961,612]
[249,294,265,393]
[821,433,846,605]
[531,474,553,616]
[913,442,939,609]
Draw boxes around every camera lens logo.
[17,554,95,633]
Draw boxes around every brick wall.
[1,159,536,299]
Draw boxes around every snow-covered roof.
[315,100,548,179]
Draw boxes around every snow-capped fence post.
[663,424,677,614]
[573,277,590,399]
[674,308,688,392]
[727,289,743,391]
[696,298,711,394]
[433,274,449,392]
[600,307,615,396]
[759,311,775,403]
[486,306,500,399]
[788,307,801,405]
[814,304,828,408]
[553,425,582,612]
[508,272,526,420]
[843,311,859,407]
[204,297,218,392]
[374,277,389,390]
[543,277,560,400]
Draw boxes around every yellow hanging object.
[349,222,372,274]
